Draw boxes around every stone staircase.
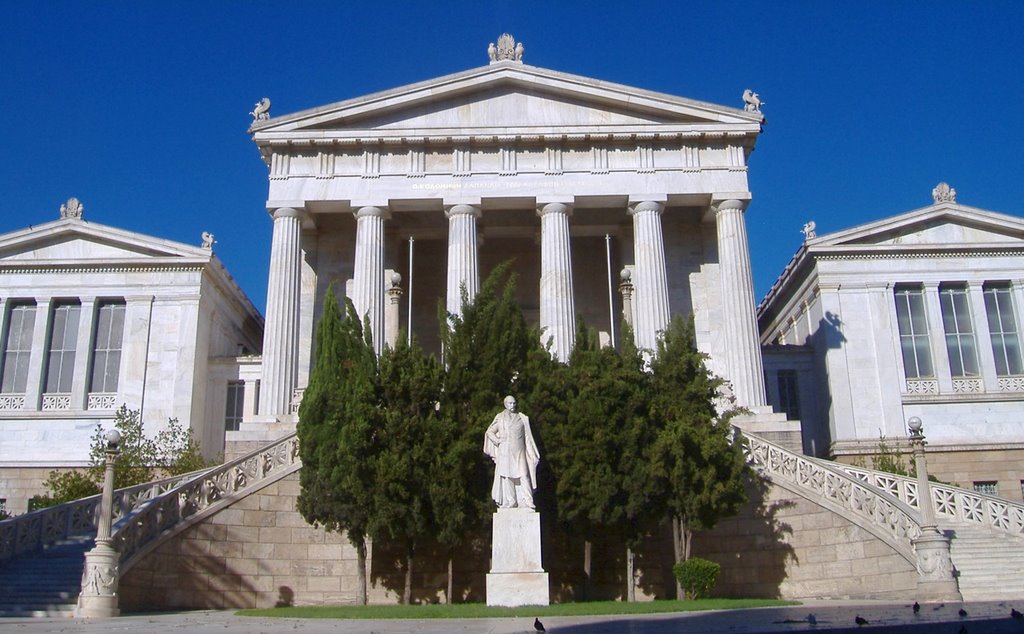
[945,520,1024,601]
[0,535,93,616]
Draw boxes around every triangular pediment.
[809,204,1024,250]
[0,219,209,264]
[252,62,760,138]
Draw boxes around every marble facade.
[760,185,1024,499]
[0,204,263,513]
[241,42,779,448]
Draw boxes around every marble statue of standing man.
[484,395,539,509]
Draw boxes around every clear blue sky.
[3,2,1022,314]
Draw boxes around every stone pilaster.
[259,207,305,417]
[445,204,481,318]
[628,200,670,353]
[715,199,767,409]
[352,206,390,355]
[70,298,96,410]
[24,298,53,410]
[537,202,575,361]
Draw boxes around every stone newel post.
[77,430,122,617]
[908,416,962,601]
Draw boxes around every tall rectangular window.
[894,285,934,378]
[984,282,1023,376]
[1,303,36,393]
[939,283,979,377]
[89,301,125,393]
[777,369,801,420]
[44,301,81,393]
[225,381,245,431]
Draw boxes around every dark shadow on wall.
[370,533,489,604]
[809,311,848,458]
[691,472,797,598]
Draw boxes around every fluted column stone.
[715,199,767,408]
[538,202,575,361]
[629,200,671,353]
[445,204,481,318]
[352,206,390,355]
[259,207,306,417]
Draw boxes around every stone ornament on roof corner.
[201,231,216,249]
[932,182,957,204]
[250,97,271,123]
[60,197,84,220]
[742,89,763,113]
[802,220,816,241]
[488,33,524,64]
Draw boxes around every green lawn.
[238,598,797,619]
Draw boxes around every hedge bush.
[672,557,720,599]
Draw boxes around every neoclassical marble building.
[760,184,1024,499]
[0,201,263,513]
[238,36,792,445]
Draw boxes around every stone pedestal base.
[913,530,962,602]
[486,508,549,606]
[76,543,120,617]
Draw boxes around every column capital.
[713,198,748,214]
[537,201,573,217]
[627,200,665,216]
[354,205,391,220]
[271,206,314,227]
[445,203,481,219]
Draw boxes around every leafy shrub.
[672,556,720,599]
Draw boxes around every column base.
[486,571,550,607]
[76,543,120,618]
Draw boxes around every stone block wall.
[694,478,919,600]
[0,466,53,514]
[118,465,921,609]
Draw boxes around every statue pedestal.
[486,508,549,606]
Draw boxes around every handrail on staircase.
[0,467,215,561]
[836,463,1024,537]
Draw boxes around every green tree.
[432,263,531,601]
[545,322,652,600]
[296,287,380,605]
[373,334,442,604]
[648,316,749,598]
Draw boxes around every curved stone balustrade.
[838,464,1024,537]
[115,433,300,574]
[0,469,212,561]
[742,432,921,564]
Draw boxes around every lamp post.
[907,416,961,601]
[77,429,122,617]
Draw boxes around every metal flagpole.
[407,237,414,346]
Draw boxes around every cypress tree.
[648,315,749,597]
[296,287,380,604]
[373,335,441,604]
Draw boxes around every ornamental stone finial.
[801,220,817,240]
[201,231,216,249]
[250,97,271,123]
[489,33,524,63]
[742,89,763,113]
[60,197,84,220]
[932,182,957,204]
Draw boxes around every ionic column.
[259,207,306,417]
[538,202,575,361]
[352,205,390,355]
[715,199,766,408]
[628,200,671,353]
[24,298,53,410]
[445,204,481,318]
[70,298,97,410]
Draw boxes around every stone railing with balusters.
[838,464,1024,537]
[114,432,300,574]
[0,469,212,561]
[742,431,922,564]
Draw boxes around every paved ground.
[3,600,1024,633]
